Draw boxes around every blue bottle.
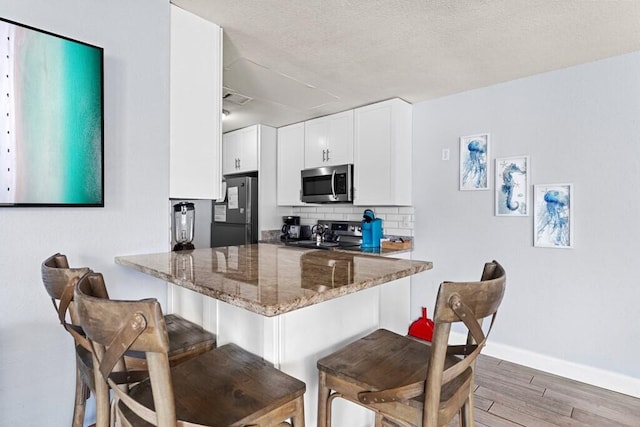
[361,209,383,249]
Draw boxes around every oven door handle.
[331,170,337,200]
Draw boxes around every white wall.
[412,51,640,396]
[0,0,171,425]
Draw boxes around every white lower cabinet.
[354,98,412,206]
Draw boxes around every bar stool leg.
[291,395,305,426]
[317,371,330,427]
[92,354,111,427]
[72,364,86,427]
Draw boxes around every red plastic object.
[408,307,434,341]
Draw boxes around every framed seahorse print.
[495,156,529,216]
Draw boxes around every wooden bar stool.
[316,260,506,427]
[41,254,94,427]
[41,253,217,427]
[74,271,306,427]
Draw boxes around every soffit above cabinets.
[172,0,640,132]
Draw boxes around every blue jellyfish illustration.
[536,189,570,246]
[462,139,487,188]
[500,162,526,212]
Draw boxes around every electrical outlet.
[442,148,450,161]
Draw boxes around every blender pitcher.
[173,201,195,251]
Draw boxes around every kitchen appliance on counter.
[281,215,299,239]
[361,209,383,249]
[300,164,353,203]
[211,175,258,247]
[280,215,311,240]
[172,201,195,251]
[283,215,300,228]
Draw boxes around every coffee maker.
[361,209,383,249]
[281,215,301,240]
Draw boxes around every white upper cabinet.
[222,125,259,175]
[277,122,305,206]
[354,98,412,206]
[170,5,222,199]
[304,110,354,168]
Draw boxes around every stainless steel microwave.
[300,164,353,203]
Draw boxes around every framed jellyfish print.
[495,156,529,216]
[533,184,574,248]
[459,134,490,191]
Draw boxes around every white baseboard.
[450,332,640,398]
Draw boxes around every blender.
[173,201,195,251]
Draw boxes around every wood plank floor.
[453,355,640,426]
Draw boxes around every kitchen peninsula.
[115,243,432,425]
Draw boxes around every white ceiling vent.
[222,89,253,106]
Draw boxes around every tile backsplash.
[292,205,414,237]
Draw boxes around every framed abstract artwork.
[495,156,529,216]
[459,134,490,191]
[0,17,104,207]
[533,184,573,248]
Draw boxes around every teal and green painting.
[0,19,102,205]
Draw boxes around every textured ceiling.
[171,0,640,132]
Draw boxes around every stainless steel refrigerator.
[211,175,258,247]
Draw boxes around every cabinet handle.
[326,149,330,161]
[322,149,326,162]
[237,158,240,169]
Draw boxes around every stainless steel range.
[285,220,362,250]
